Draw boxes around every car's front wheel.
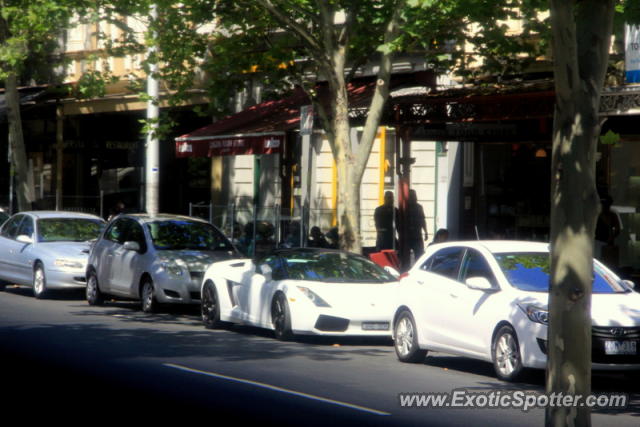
[394,310,427,363]
[33,263,48,299]
[141,279,158,313]
[201,281,222,329]
[492,325,524,382]
[86,270,104,306]
[271,293,293,341]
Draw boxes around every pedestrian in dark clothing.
[406,189,428,259]
[595,194,621,267]
[325,227,339,249]
[430,228,449,245]
[308,226,329,248]
[108,200,125,221]
[374,191,398,251]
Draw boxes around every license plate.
[604,340,637,355]
[362,322,389,331]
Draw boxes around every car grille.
[536,327,640,364]
[314,315,349,332]
[190,271,204,281]
[592,326,640,364]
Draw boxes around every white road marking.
[163,362,391,416]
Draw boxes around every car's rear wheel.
[492,325,524,382]
[201,281,222,329]
[394,310,427,363]
[272,293,293,341]
[141,279,158,313]
[33,263,48,299]
[86,270,104,306]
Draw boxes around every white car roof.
[429,240,550,254]
[21,210,104,221]
[125,213,210,224]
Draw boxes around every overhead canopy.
[175,71,435,158]
[175,88,309,158]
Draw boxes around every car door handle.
[450,293,459,298]
[416,280,425,285]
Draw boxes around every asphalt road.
[1,286,638,426]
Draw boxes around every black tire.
[492,324,524,382]
[201,281,223,329]
[32,263,48,299]
[86,270,104,306]
[393,310,427,363]
[141,279,158,313]
[271,293,293,341]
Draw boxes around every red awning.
[175,72,435,158]
[175,88,309,158]
[176,131,285,157]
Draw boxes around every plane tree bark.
[546,1,615,425]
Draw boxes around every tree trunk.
[546,1,614,426]
[5,72,35,211]
[331,71,362,253]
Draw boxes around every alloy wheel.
[201,282,220,328]
[395,316,415,358]
[492,325,523,381]
[495,333,519,376]
[141,281,156,313]
[393,311,427,363]
[86,273,103,305]
[271,294,292,341]
[33,265,46,299]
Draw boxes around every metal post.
[55,104,64,211]
[100,190,104,219]
[145,3,160,216]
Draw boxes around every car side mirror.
[466,276,496,291]
[384,266,400,279]
[123,241,141,252]
[16,234,33,244]
[622,279,636,290]
[259,264,273,281]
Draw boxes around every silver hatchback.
[86,213,239,312]
[0,211,106,298]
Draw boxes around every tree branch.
[355,0,406,179]
[254,0,324,58]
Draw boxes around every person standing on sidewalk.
[405,189,428,260]
[374,191,398,251]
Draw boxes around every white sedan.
[0,211,105,298]
[392,241,640,381]
[200,248,399,340]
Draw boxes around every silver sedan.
[86,213,239,312]
[0,211,106,298]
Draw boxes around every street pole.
[300,105,314,247]
[55,104,64,210]
[145,3,160,216]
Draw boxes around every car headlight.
[297,286,331,307]
[518,303,549,325]
[54,258,84,270]
[161,260,187,277]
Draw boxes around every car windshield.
[146,219,234,251]
[278,251,397,283]
[37,218,105,242]
[495,252,630,294]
